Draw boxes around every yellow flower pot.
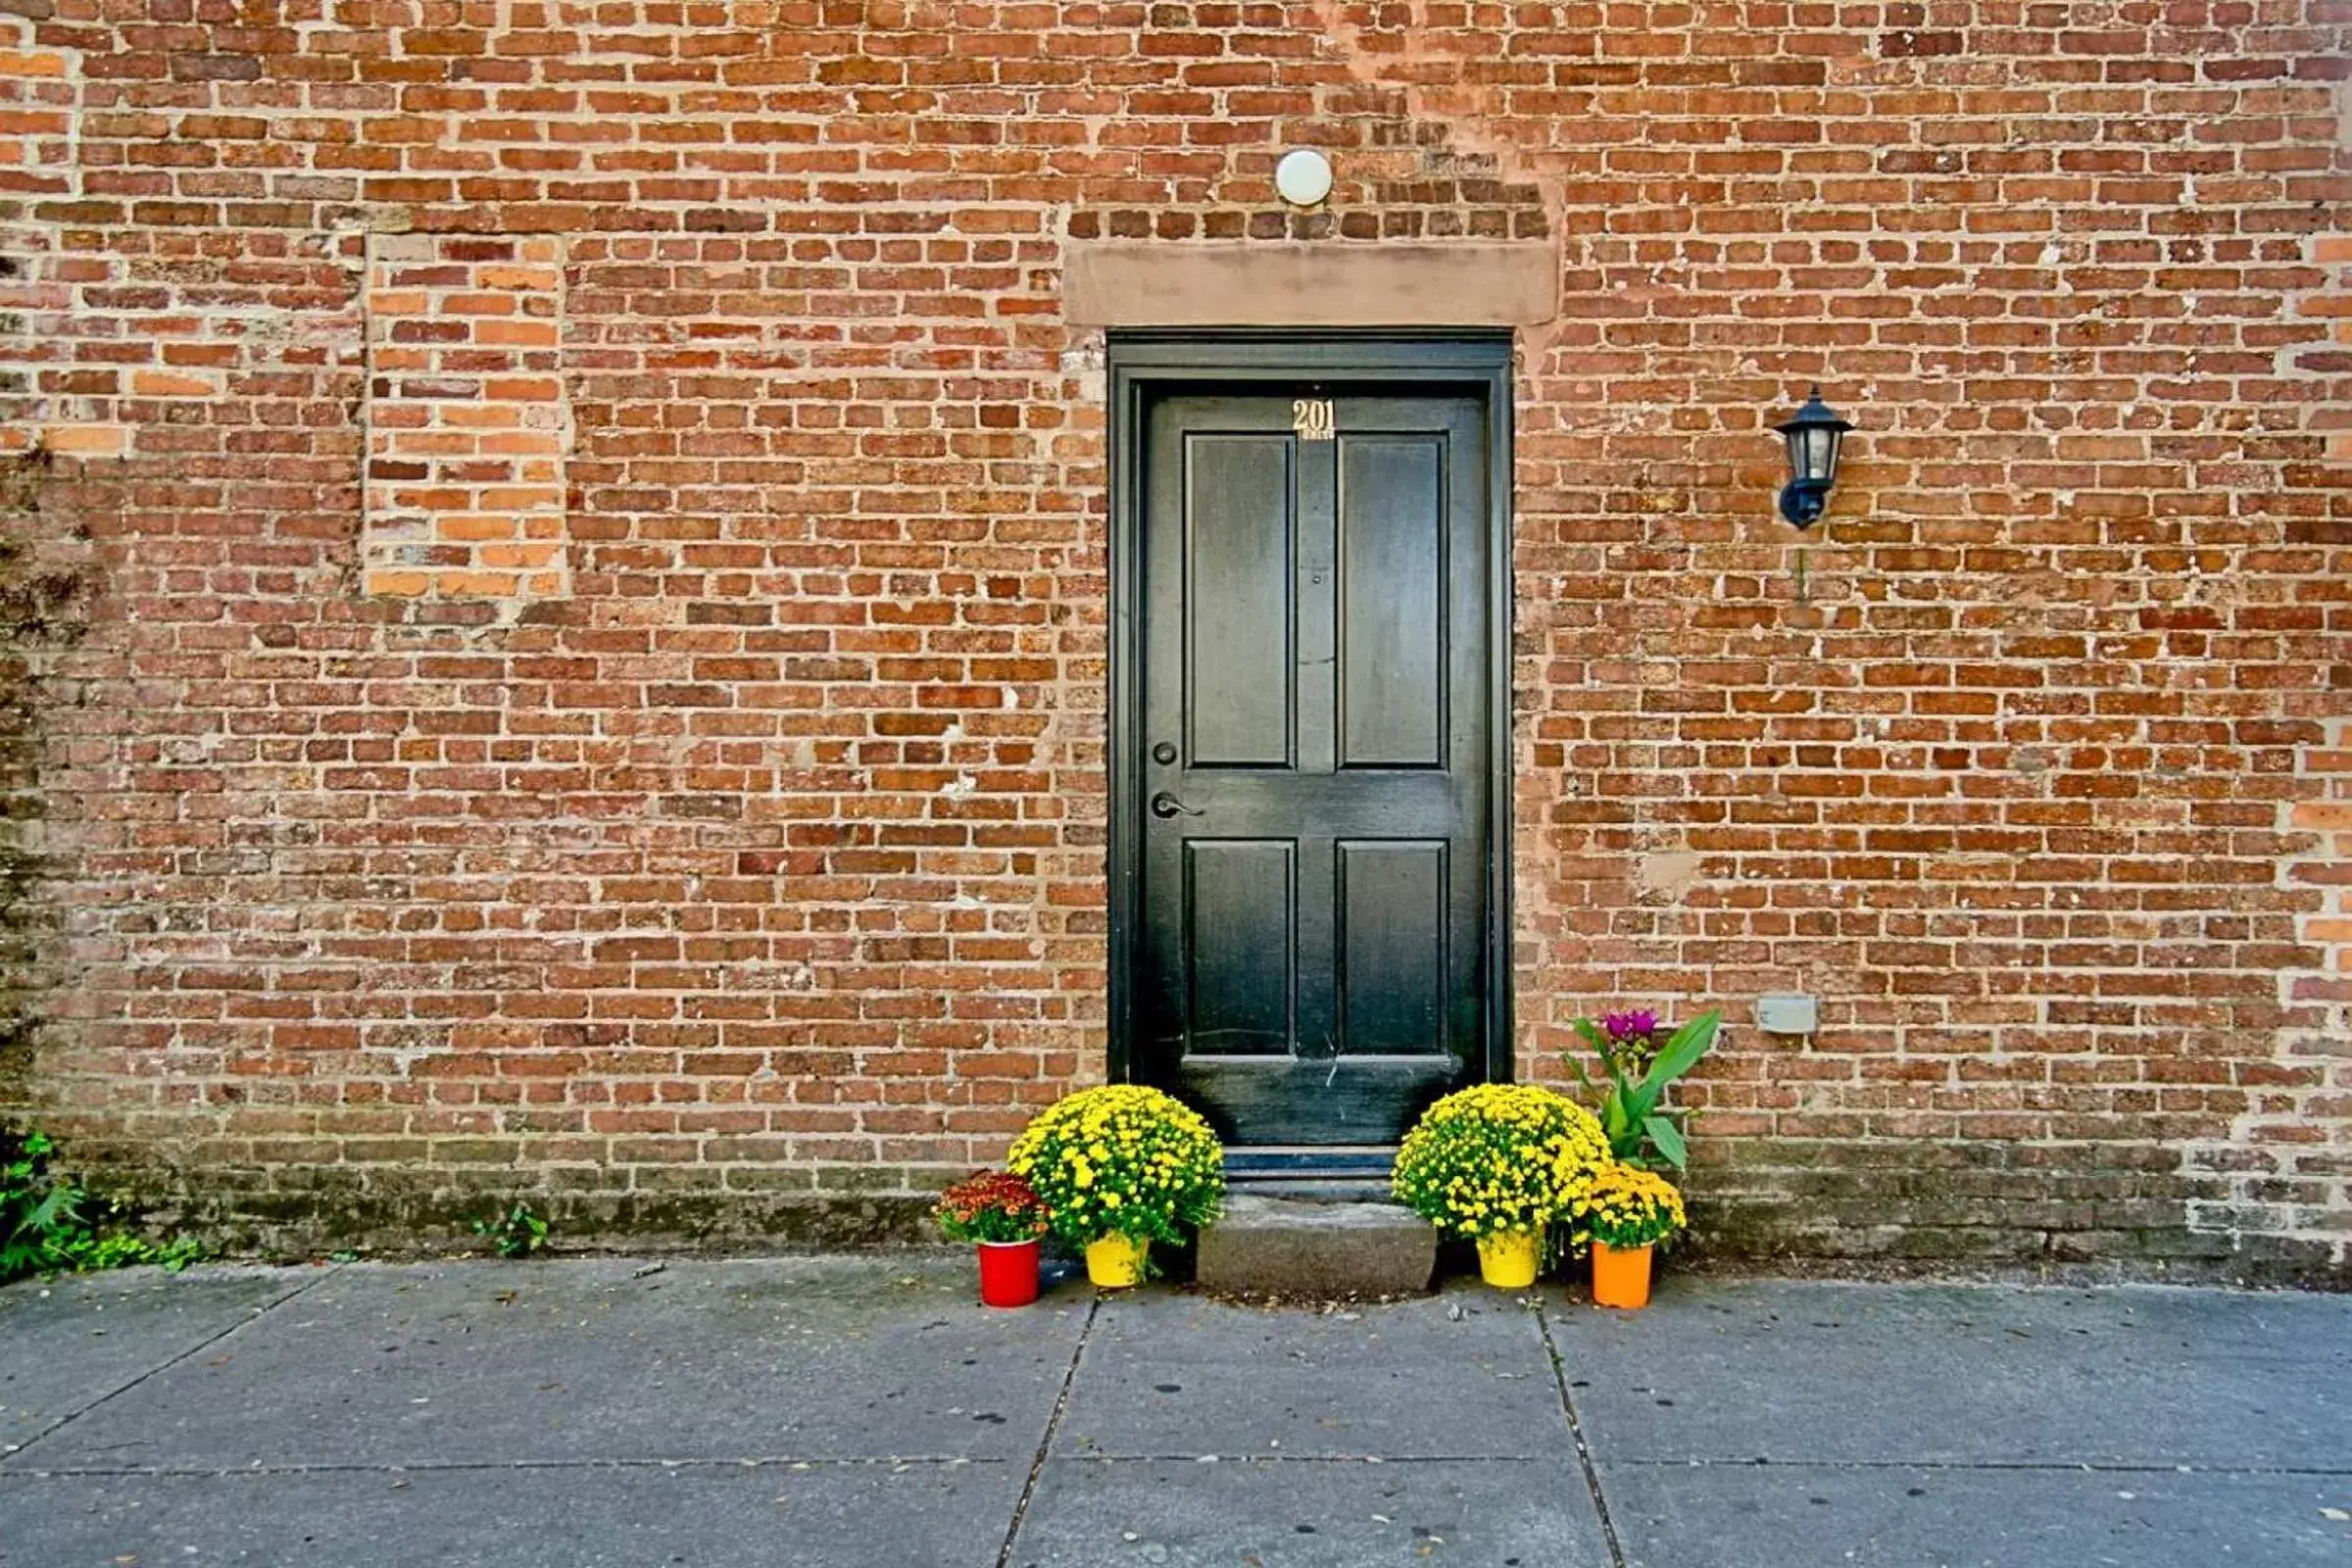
[1085,1232,1149,1288]
[1475,1229,1540,1289]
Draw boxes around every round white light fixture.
[1274,148,1334,209]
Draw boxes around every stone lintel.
[1062,241,1560,328]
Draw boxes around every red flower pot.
[975,1239,1041,1307]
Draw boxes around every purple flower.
[1604,1009,1660,1041]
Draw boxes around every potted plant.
[1007,1085,1223,1288]
[933,1170,1053,1308]
[1391,1084,1611,1289]
[1568,1007,1722,1170]
[1578,1162,1686,1309]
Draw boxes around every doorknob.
[1150,791,1202,819]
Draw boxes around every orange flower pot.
[1591,1241,1653,1309]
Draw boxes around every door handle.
[1150,791,1202,819]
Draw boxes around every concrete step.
[1195,1193,1436,1299]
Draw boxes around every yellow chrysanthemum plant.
[1577,1161,1688,1309]
[1391,1084,1612,1288]
[1006,1085,1224,1287]
[1576,1163,1688,1251]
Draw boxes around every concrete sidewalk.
[2,1258,2346,1567]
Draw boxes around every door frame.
[1103,330,1517,1118]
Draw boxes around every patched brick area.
[0,18,91,457]
[2311,235,2352,465]
[2193,721,2352,1250]
[364,233,568,600]
[0,1,2345,1279]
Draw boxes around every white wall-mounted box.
[1756,994,1818,1035]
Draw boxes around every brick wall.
[0,0,2346,1279]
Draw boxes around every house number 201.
[1292,399,1335,441]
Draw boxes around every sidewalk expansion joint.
[1042,1453,1555,1464]
[0,1456,1016,1479]
[2,1265,341,1467]
[1606,1457,2352,1476]
[995,1292,1097,1568]
[1537,1300,1628,1568]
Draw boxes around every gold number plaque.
[1292,398,1335,441]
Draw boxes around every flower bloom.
[1576,1163,1687,1250]
[1007,1085,1224,1248]
[1392,1084,1609,1241]
[932,1170,1052,1244]
[1602,1009,1660,1042]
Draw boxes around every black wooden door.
[1135,389,1492,1146]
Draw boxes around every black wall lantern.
[1775,386,1852,529]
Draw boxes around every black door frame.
[1104,330,1517,1121]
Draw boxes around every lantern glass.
[1802,423,1839,482]
[1777,390,1850,486]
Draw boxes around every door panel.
[1135,388,1494,1146]
[1338,839,1446,1055]
[1186,435,1295,767]
[1184,839,1295,1054]
[1340,436,1445,769]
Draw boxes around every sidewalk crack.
[995,1293,1097,1568]
[1537,1299,1627,1568]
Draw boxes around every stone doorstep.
[1194,1192,1437,1300]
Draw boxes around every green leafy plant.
[471,1201,550,1259]
[4,1125,200,1286]
[3,1127,76,1282]
[1567,1008,1723,1171]
[1391,1084,1611,1241]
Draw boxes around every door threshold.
[1224,1146,1396,1184]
